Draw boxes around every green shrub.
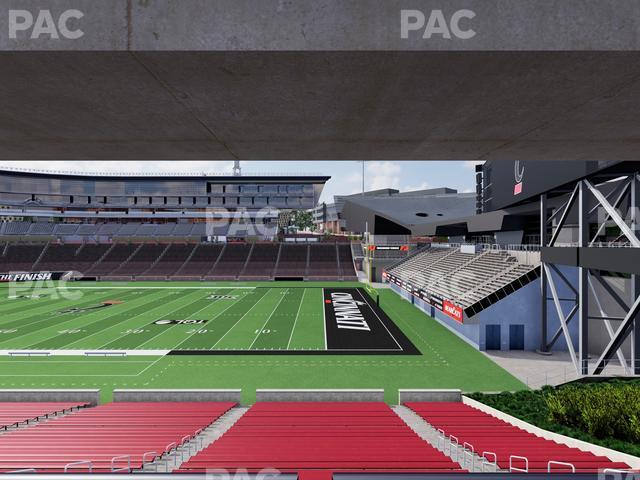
[544,382,640,443]
[468,379,640,457]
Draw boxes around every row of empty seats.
[0,402,235,473]
[2,400,632,475]
[0,402,87,431]
[179,402,464,474]
[406,402,631,473]
[0,221,277,238]
[386,247,538,314]
[0,242,358,280]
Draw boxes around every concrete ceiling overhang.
[1,0,640,160]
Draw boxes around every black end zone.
[169,287,420,356]
[323,287,419,355]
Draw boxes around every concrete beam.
[255,389,385,402]
[112,389,242,403]
[2,51,640,160]
[398,389,462,403]
[1,0,640,51]
[0,389,100,406]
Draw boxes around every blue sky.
[0,160,481,203]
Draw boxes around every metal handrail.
[180,435,192,459]
[64,460,92,473]
[509,455,529,473]
[143,451,159,464]
[165,442,179,467]
[8,469,37,473]
[548,461,576,473]
[111,454,132,473]
[436,428,446,451]
[462,441,475,471]
[448,434,459,460]
[194,428,204,450]
[481,451,498,472]
[165,442,177,454]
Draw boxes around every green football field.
[0,281,527,402]
[0,284,329,352]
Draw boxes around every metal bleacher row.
[0,221,277,238]
[1,400,631,475]
[0,242,358,281]
[386,246,539,316]
[0,403,87,431]
[0,402,235,473]
[405,402,631,473]
[178,402,464,475]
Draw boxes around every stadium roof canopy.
[342,189,475,235]
[0,0,639,161]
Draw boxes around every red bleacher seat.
[0,402,235,473]
[0,402,87,430]
[405,402,631,473]
[179,402,464,475]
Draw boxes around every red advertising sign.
[513,182,523,195]
[443,300,463,323]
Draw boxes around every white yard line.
[0,290,146,347]
[132,355,165,376]
[248,288,289,349]
[322,288,328,350]
[92,291,204,349]
[60,286,255,290]
[286,288,306,349]
[133,298,220,349]
[209,289,277,349]
[354,288,403,350]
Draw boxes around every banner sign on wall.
[383,271,464,323]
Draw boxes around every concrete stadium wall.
[112,389,242,403]
[390,274,578,353]
[0,389,100,406]
[390,283,480,348]
[256,389,384,402]
[473,279,548,351]
[398,389,462,403]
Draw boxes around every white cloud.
[404,181,430,192]
[320,171,361,203]
[365,161,401,191]
[464,160,484,169]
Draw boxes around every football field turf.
[0,281,527,402]
[0,283,413,353]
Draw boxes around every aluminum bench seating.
[405,402,631,473]
[0,402,236,473]
[179,402,463,474]
[0,402,87,430]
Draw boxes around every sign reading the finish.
[0,271,70,282]
[323,288,419,354]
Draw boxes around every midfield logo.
[329,292,370,331]
[58,300,123,314]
